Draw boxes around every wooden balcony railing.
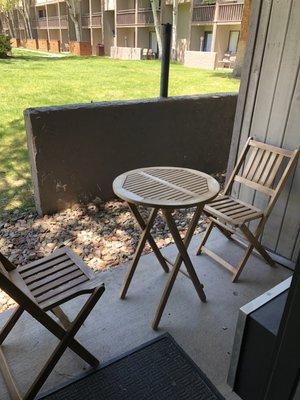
[34,17,47,28]
[47,16,60,28]
[81,14,90,27]
[137,8,158,25]
[32,15,68,29]
[82,12,102,27]
[192,5,215,23]
[91,12,102,26]
[60,15,68,28]
[192,2,243,24]
[218,3,243,22]
[116,9,135,25]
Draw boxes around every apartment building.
[0,0,244,68]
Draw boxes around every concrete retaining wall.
[24,94,237,215]
[184,51,217,70]
[111,46,142,60]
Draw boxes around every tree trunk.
[171,0,178,60]
[233,0,252,77]
[150,0,162,57]
[4,13,13,37]
[66,0,82,42]
[22,0,33,39]
[8,11,16,37]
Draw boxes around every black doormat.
[40,334,225,400]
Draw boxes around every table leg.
[152,204,206,330]
[128,204,169,273]
[120,204,169,300]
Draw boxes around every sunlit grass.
[0,48,240,211]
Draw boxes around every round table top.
[113,167,220,209]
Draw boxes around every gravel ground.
[0,172,225,312]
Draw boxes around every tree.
[150,0,162,57]
[233,0,252,77]
[65,0,82,42]
[171,0,178,60]
[0,0,34,39]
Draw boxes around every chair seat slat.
[32,270,84,297]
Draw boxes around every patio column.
[45,4,50,41]
[211,1,219,52]
[57,1,62,46]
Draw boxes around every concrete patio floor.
[0,230,291,400]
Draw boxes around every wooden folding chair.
[0,246,105,400]
[196,137,299,282]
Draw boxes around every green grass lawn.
[0,48,240,212]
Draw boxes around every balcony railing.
[137,8,155,24]
[60,15,68,28]
[91,12,102,26]
[116,9,135,25]
[32,15,68,29]
[218,3,243,22]
[34,17,47,28]
[47,16,60,28]
[192,2,243,24]
[192,5,215,23]
[81,12,102,27]
[81,14,90,27]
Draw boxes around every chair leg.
[196,220,214,255]
[51,306,72,329]
[0,306,23,345]
[24,286,104,400]
[240,224,275,267]
[232,242,255,283]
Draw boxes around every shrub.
[0,35,12,58]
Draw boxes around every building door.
[150,31,158,53]
[203,31,213,52]
[228,31,239,54]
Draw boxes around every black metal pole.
[160,23,172,98]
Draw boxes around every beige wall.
[103,10,115,54]
[215,24,240,61]
[176,2,191,62]
[184,50,217,69]
[190,24,212,51]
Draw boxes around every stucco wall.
[25,94,237,215]
[184,50,217,69]
[111,46,142,59]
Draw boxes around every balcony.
[218,2,243,22]
[82,12,102,28]
[192,4,215,23]
[116,9,135,25]
[34,17,47,29]
[47,16,60,28]
[192,2,243,24]
[137,8,160,25]
[91,12,102,27]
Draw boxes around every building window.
[203,31,213,52]
[38,9,45,18]
[228,30,239,54]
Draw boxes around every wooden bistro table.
[113,167,220,330]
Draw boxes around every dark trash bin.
[97,43,105,56]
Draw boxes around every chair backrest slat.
[225,138,299,215]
